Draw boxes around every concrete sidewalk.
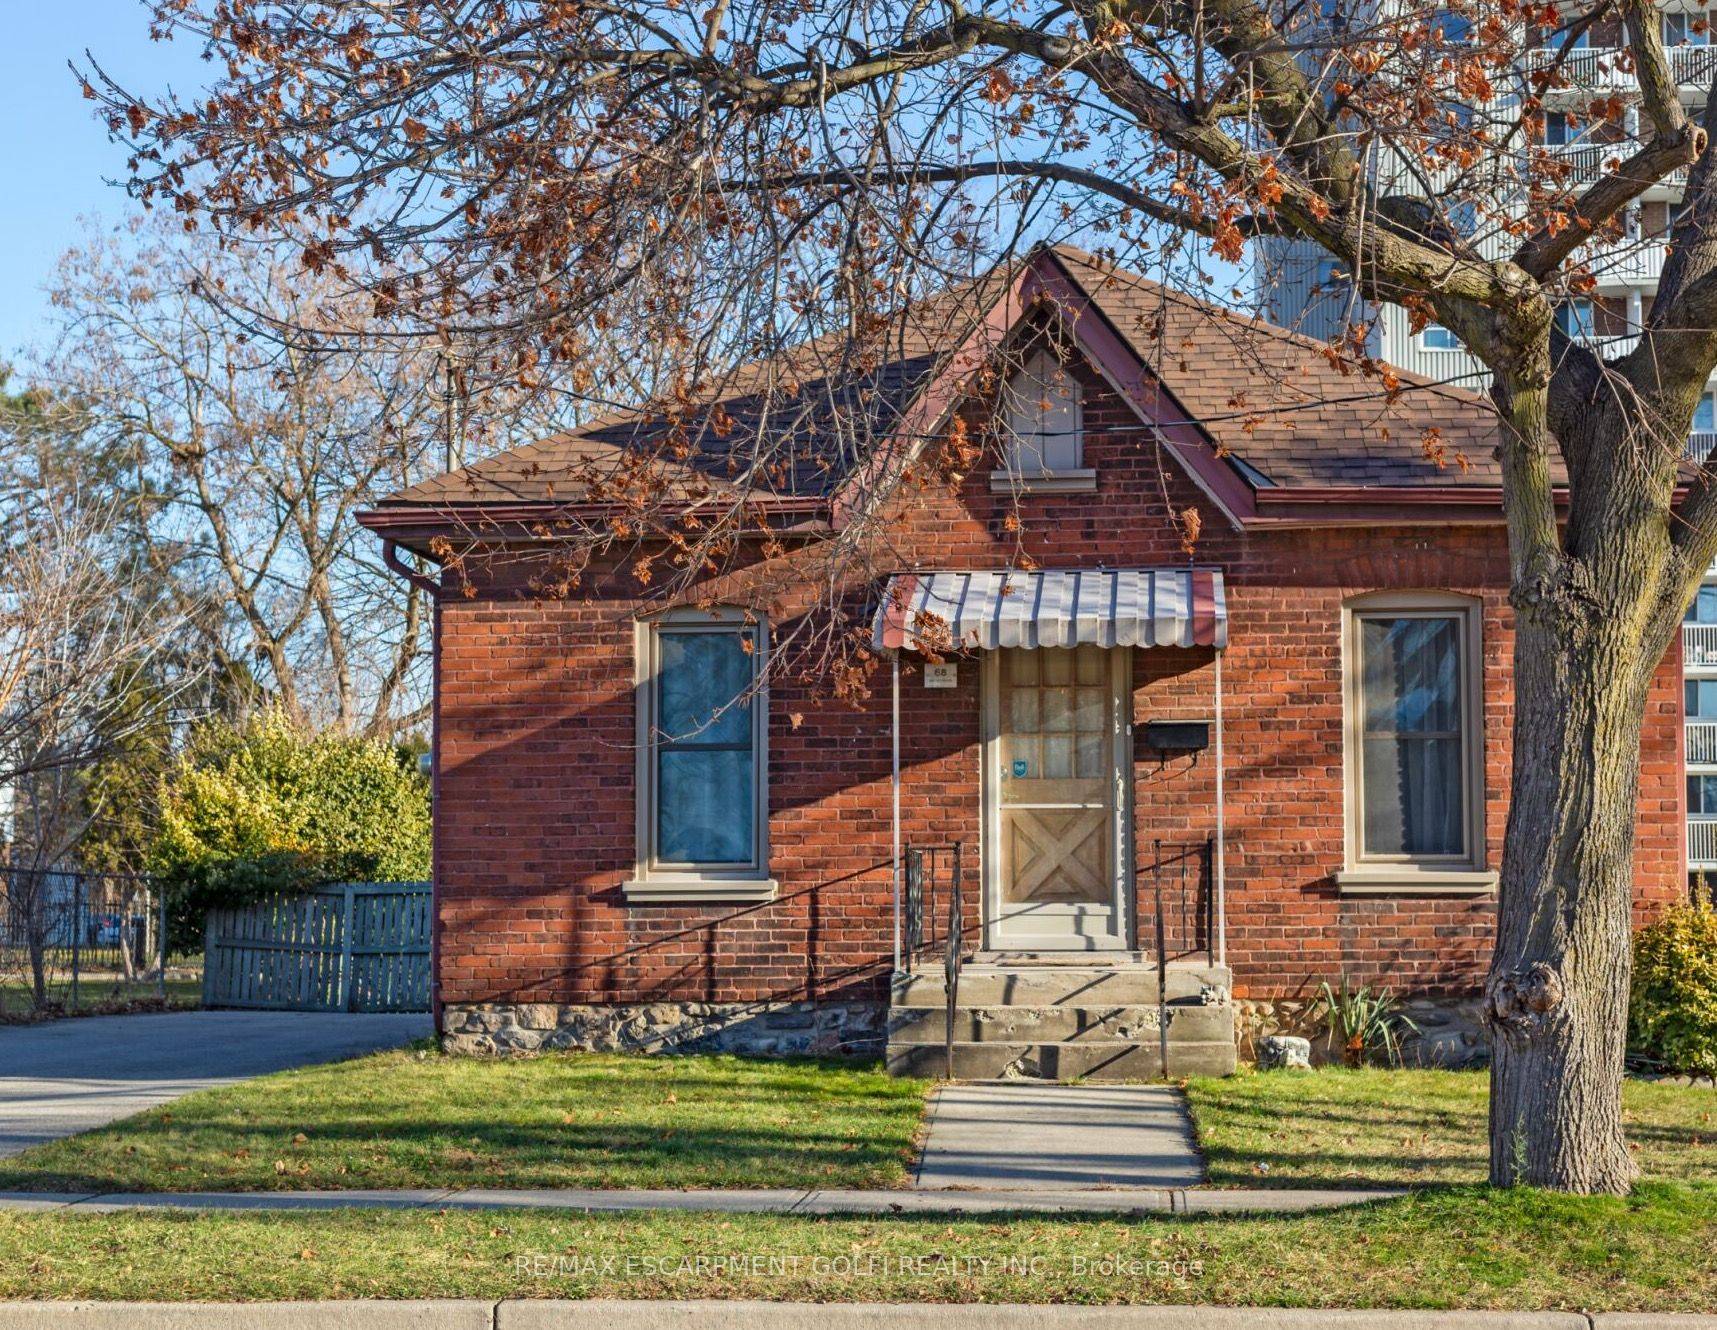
[0,1185,1404,1216]
[915,1085,1205,1190]
[0,1300,1710,1328]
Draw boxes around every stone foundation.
[1236,995,1489,1069]
[440,1000,887,1057]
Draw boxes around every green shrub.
[152,710,430,945]
[1629,901,1717,1077]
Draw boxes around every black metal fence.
[0,863,170,1016]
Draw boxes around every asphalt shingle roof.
[374,246,1507,510]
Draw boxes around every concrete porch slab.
[914,1084,1205,1191]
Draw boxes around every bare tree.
[0,485,198,1006]
[39,221,536,736]
[89,0,1717,1190]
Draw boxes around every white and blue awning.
[872,568,1228,653]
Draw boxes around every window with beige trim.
[627,609,772,901]
[1339,593,1492,891]
[990,345,1096,494]
[1003,346,1083,474]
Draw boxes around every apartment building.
[1262,4,1717,895]
[1264,6,1717,443]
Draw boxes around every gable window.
[1338,593,1493,892]
[627,609,773,901]
[1421,323,1461,350]
[992,345,1097,494]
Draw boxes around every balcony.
[1524,45,1635,94]
[1545,142,1688,201]
[1590,238,1667,290]
[1525,43,1717,98]
[1690,433,1717,464]
[1687,622,1717,666]
[1572,330,1643,358]
[1671,43,1717,88]
[1690,816,1717,868]
[1688,719,1717,765]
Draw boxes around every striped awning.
[872,568,1227,653]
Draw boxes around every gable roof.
[363,245,1513,530]
[1049,247,1506,490]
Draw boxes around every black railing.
[1142,835,1217,966]
[903,841,965,1079]
[1,862,168,1016]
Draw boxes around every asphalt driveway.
[0,1010,431,1156]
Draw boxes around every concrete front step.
[885,1038,1238,1080]
[892,963,1231,1008]
[888,1002,1235,1045]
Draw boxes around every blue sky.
[1,2,210,360]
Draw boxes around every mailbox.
[1140,721,1210,754]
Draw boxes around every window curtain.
[1360,616,1464,857]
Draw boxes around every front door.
[984,645,1131,950]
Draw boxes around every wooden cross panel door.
[986,645,1130,950]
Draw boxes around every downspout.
[1214,649,1228,968]
[384,539,445,1035]
[891,651,902,976]
[384,539,442,599]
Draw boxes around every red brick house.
[360,246,1685,1077]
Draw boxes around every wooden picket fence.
[202,883,431,1012]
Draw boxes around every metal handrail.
[943,843,962,1080]
[902,841,965,1078]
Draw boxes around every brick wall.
[431,351,1686,1009]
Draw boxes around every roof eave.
[356,496,833,553]
[1246,484,1560,526]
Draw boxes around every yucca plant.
[1316,978,1420,1069]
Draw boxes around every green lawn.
[0,1049,930,1193]
[1185,1067,1716,1188]
[2,1183,1713,1307]
[0,976,201,1020]
[3,1061,1716,1305]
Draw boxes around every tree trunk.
[1486,593,1650,1193]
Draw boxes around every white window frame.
[625,607,775,902]
[1664,11,1709,46]
[1336,592,1495,894]
[991,344,1097,495]
[1420,322,1461,351]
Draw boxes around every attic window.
[993,346,1096,494]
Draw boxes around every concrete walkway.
[0,1185,1404,1216]
[0,1300,1705,1328]
[915,1084,1205,1190]
[0,1010,431,1156]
